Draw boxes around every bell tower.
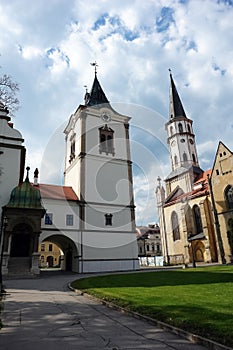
[63,66,139,273]
[165,72,203,195]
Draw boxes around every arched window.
[225,185,233,210]
[171,211,180,241]
[192,153,196,163]
[99,125,115,155]
[187,124,191,133]
[178,123,183,133]
[193,205,203,234]
[170,126,173,135]
[174,155,178,165]
[183,152,188,162]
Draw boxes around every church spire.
[84,63,109,106]
[169,70,187,120]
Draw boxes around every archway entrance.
[40,234,78,272]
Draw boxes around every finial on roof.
[25,166,30,182]
[90,61,98,76]
[157,176,162,187]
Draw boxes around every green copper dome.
[6,168,44,209]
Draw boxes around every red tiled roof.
[36,184,79,201]
[194,169,212,184]
[164,169,211,207]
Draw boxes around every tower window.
[225,185,233,210]
[49,244,53,252]
[105,213,113,226]
[216,169,219,175]
[178,123,183,133]
[171,211,180,241]
[69,134,76,163]
[170,126,173,135]
[187,124,191,133]
[174,155,178,165]
[183,153,188,162]
[99,125,115,155]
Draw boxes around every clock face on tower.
[101,113,111,122]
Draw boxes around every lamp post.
[0,215,8,294]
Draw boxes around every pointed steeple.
[85,73,109,107]
[169,71,187,120]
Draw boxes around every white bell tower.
[64,67,139,273]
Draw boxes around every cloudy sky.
[0,0,233,225]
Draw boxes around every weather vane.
[90,61,98,75]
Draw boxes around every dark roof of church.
[166,165,203,181]
[85,74,109,107]
[169,73,187,120]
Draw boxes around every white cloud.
[1,0,233,224]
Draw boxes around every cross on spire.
[90,61,98,76]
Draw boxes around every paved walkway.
[0,272,208,350]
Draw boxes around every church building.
[156,73,232,266]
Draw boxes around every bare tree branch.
[0,71,20,117]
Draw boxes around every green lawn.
[71,265,233,347]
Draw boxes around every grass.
[71,265,233,347]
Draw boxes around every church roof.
[85,74,109,107]
[38,184,79,201]
[169,72,187,120]
[164,169,211,207]
[6,169,44,209]
[166,165,203,181]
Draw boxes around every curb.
[68,283,232,350]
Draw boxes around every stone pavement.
[0,272,209,350]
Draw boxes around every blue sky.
[0,0,233,225]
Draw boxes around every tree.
[0,70,19,116]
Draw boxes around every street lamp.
[0,215,8,294]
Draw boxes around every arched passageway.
[40,234,78,272]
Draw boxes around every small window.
[170,126,173,135]
[223,151,226,156]
[174,155,178,165]
[192,154,196,163]
[45,213,53,225]
[187,124,191,133]
[66,214,74,226]
[105,213,113,226]
[146,244,150,251]
[49,244,53,252]
[151,244,155,251]
[41,243,45,252]
[157,244,160,252]
[220,153,222,157]
[216,169,219,175]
